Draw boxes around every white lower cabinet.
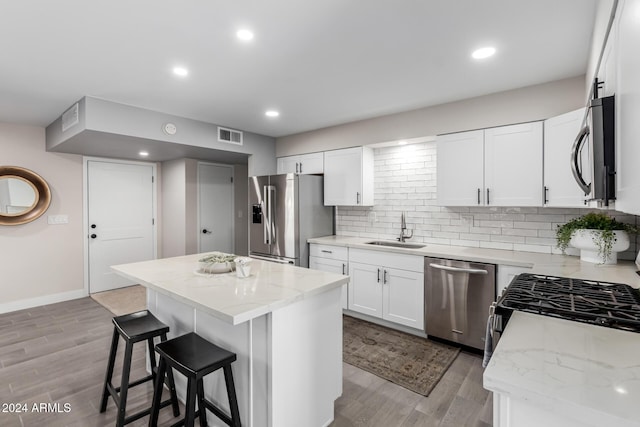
[348,249,424,330]
[309,244,349,309]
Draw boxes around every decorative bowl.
[198,252,237,274]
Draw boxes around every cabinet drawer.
[309,244,348,261]
[349,248,423,272]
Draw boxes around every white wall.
[336,143,638,259]
[276,76,586,157]
[234,164,249,256]
[0,123,85,311]
[161,159,188,258]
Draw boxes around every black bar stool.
[149,332,241,427]
[100,310,180,426]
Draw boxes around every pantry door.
[86,159,156,293]
[198,162,234,254]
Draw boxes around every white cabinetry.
[598,11,618,98]
[543,108,588,207]
[276,152,324,175]
[496,265,532,300]
[614,0,640,215]
[436,130,484,206]
[484,122,543,206]
[437,122,543,206]
[309,244,349,309]
[348,249,424,330]
[324,147,374,206]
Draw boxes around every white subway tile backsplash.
[513,221,552,230]
[480,241,514,251]
[335,143,639,260]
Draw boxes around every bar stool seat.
[100,310,180,426]
[149,332,241,427]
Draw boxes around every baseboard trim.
[0,289,87,314]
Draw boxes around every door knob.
[202,229,212,234]
[90,234,97,239]
[91,224,97,229]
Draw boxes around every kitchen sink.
[365,240,426,249]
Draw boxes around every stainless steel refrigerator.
[249,173,334,267]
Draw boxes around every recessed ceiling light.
[172,66,189,77]
[472,47,496,60]
[139,151,149,157]
[236,29,254,41]
[265,110,280,118]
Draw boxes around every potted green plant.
[556,212,637,264]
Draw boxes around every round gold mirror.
[0,166,51,225]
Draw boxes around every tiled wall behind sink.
[336,142,639,260]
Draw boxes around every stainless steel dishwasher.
[424,257,495,350]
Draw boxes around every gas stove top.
[496,273,640,332]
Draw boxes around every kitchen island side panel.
[270,286,343,427]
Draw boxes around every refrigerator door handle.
[267,185,276,246]
[263,185,270,245]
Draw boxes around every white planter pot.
[569,229,630,264]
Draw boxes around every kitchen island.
[112,254,349,427]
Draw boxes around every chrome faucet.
[398,211,413,242]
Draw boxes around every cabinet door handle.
[486,188,490,205]
[383,269,388,284]
[342,263,346,275]
[356,192,361,204]
[377,268,381,283]
[299,162,303,173]
[544,186,549,204]
[321,249,333,254]
[295,162,299,174]
[477,188,481,205]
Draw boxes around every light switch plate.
[48,215,69,225]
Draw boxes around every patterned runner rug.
[343,315,460,396]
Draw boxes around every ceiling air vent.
[61,103,79,132]
[218,126,243,145]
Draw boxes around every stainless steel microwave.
[571,95,615,205]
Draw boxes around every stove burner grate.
[497,273,640,332]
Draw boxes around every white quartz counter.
[112,253,349,325]
[484,311,640,427]
[312,235,640,425]
[308,235,640,288]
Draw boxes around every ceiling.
[0,1,598,138]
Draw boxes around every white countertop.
[309,235,640,287]
[484,311,640,427]
[313,235,640,423]
[112,254,349,325]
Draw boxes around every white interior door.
[87,160,155,293]
[198,163,234,254]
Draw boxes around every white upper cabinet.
[614,0,640,215]
[484,122,543,206]
[543,108,588,207]
[436,130,484,206]
[598,11,618,98]
[276,152,324,175]
[437,122,543,206]
[324,146,374,206]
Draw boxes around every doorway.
[198,162,234,254]
[85,158,157,294]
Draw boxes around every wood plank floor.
[0,298,492,426]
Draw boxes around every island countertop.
[111,253,349,325]
[484,311,640,427]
